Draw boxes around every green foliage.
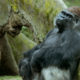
[8,0,18,12]
[64,0,80,6]
[0,76,22,80]
[21,26,34,41]
[7,33,36,63]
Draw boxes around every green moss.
[7,33,36,63]
[21,26,34,41]
[0,76,22,80]
[8,0,18,12]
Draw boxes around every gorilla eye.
[61,11,66,15]
[67,14,73,18]
[61,11,73,18]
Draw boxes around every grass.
[0,76,22,80]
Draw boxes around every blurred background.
[0,0,80,80]
[64,0,80,7]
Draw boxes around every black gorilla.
[19,6,80,80]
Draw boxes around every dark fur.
[19,10,80,80]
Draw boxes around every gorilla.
[19,6,80,80]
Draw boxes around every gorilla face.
[54,10,80,33]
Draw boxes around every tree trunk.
[0,35,18,75]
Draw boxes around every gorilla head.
[54,6,80,33]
